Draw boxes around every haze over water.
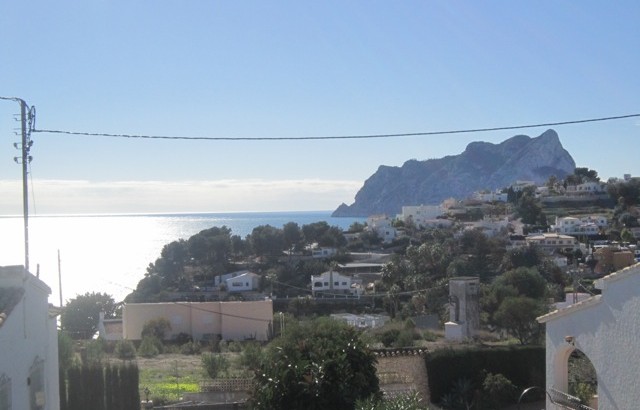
[0,211,364,303]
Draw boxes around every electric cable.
[32,113,640,141]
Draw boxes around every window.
[0,374,11,410]
[324,282,329,286]
[342,282,347,286]
[313,282,323,288]
[334,282,339,286]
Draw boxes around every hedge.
[425,345,545,403]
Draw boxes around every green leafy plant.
[201,353,230,379]
[115,340,137,360]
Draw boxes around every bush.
[115,340,137,360]
[250,317,380,409]
[138,336,161,358]
[356,392,428,410]
[180,341,201,355]
[227,340,242,353]
[481,372,516,409]
[84,338,107,365]
[422,330,437,342]
[378,329,401,347]
[201,353,229,379]
[58,331,75,371]
[239,342,262,369]
[141,317,171,341]
[425,346,544,403]
[395,329,415,347]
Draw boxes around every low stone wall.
[373,348,429,403]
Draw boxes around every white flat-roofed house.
[366,215,397,244]
[399,205,444,228]
[551,216,607,236]
[214,270,251,287]
[511,180,536,192]
[311,247,338,259]
[472,190,508,202]
[225,271,260,292]
[0,266,60,410]
[525,233,580,254]
[565,181,607,195]
[330,313,389,329]
[311,271,361,297]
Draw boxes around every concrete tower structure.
[445,276,480,341]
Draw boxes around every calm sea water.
[0,211,364,303]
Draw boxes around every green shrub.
[58,331,75,371]
[115,340,137,360]
[141,318,171,340]
[180,341,201,355]
[395,329,415,347]
[425,346,544,403]
[422,330,437,342]
[356,391,428,410]
[138,336,160,358]
[201,353,229,379]
[239,342,262,369]
[481,372,516,409]
[378,329,401,347]
[227,340,242,353]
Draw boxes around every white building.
[225,271,260,292]
[330,313,389,329]
[463,217,509,237]
[366,215,397,244]
[511,180,536,192]
[213,270,252,287]
[551,215,607,236]
[311,271,361,297]
[525,233,580,254]
[566,181,607,195]
[311,247,338,259]
[472,190,508,202]
[537,264,640,409]
[399,205,444,228]
[0,265,60,410]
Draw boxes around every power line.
[32,113,640,141]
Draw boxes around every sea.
[0,211,364,304]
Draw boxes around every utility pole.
[1,96,35,273]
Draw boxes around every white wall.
[539,264,640,409]
[0,266,59,410]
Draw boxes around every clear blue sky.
[1,1,639,214]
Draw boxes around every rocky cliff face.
[332,129,575,217]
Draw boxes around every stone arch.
[552,344,575,392]
[552,344,598,406]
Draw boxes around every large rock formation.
[332,129,575,217]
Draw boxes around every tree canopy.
[61,292,117,339]
[250,317,380,409]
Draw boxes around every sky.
[1,1,639,215]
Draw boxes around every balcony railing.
[548,387,595,410]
